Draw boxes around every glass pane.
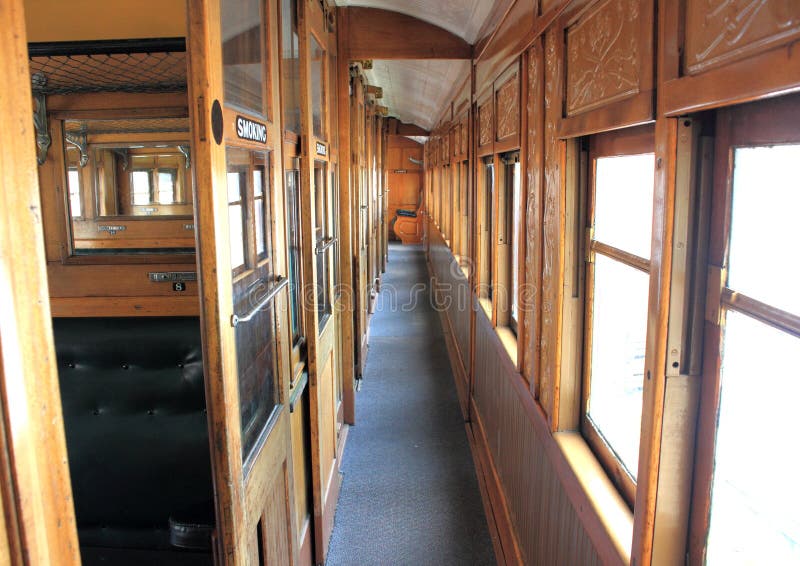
[315,162,331,327]
[68,168,82,217]
[158,170,176,204]
[221,0,265,114]
[310,34,324,139]
[485,162,494,296]
[587,253,648,479]
[511,161,521,324]
[728,145,800,316]
[593,153,654,259]
[132,171,152,205]
[235,297,278,460]
[253,160,267,257]
[226,149,248,271]
[286,167,303,343]
[280,0,301,133]
[255,198,265,256]
[706,311,800,564]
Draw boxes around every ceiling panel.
[364,59,470,130]
[337,0,494,43]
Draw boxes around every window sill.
[553,432,633,564]
[495,326,518,369]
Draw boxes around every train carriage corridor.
[326,243,495,565]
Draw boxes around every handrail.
[315,237,337,255]
[230,276,289,327]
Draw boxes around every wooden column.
[0,0,80,563]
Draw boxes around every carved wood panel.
[523,40,544,388]
[478,101,493,147]
[565,0,642,116]
[540,28,564,420]
[684,0,800,75]
[496,72,520,140]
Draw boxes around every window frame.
[581,125,655,508]
[688,95,800,564]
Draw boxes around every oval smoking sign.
[236,116,268,144]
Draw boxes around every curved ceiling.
[337,0,493,44]
[364,59,470,131]
[339,0,497,132]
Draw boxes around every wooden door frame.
[0,1,81,563]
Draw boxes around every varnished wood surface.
[0,0,81,562]
[344,7,472,60]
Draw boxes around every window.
[502,153,521,333]
[310,34,325,139]
[694,98,800,564]
[221,0,267,116]
[582,127,654,505]
[280,0,301,133]
[285,163,304,346]
[459,161,469,260]
[314,161,332,328]
[480,157,495,300]
[225,147,278,462]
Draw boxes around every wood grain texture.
[539,29,565,423]
[471,308,604,566]
[522,40,544,391]
[0,1,81,562]
[478,100,493,148]
[684,0,800,75]
[343,7,473,60]
[495,71,519,141]
[565,0,641,116]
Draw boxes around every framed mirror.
[62,117,196,254]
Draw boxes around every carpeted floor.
[325,243,496,566]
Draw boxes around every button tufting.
[147,409,155,416]
[92,409,100,416]
[177,362,184,368]
[121,363,129,370]
[67,362,76,369]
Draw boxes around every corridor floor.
[326,243,496,566]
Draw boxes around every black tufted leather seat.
[52,317,215,562]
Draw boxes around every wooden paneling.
[343,7,472,60]
[523,39,544,389]
[478,98,493,151]
[565,0,641,115]
[539,28,565,423]
[471,308,603,566]
[0,1,81,561]
[684,0,800,75]
[495,64,520,143]
[559,0,655,137]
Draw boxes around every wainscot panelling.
[471,306,602,566]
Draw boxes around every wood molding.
[343,7,473,60]
[386,117,430,137]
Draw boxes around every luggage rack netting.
[29,39,187,95]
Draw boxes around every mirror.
[63,118,196,254]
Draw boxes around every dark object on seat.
[396,208,417,217]
[52,317,215,561]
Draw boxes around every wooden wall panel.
[684,0,800,75]
[539,29,565,422]
[496,70,520,141]
[472,309,602,566]
[478,99,493,150]
[565,0,642,116]
[523,39,544,390]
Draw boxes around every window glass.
[67,168,82,217]
[253,161,267,258]
[315,162,331,327]
[280,0,301,133]
[706,312,800,564]
[286,166,304,343]
[226,148,248,272]
[510,160,521,328]
[587,253,648,478]
[706,141,800,564]
[310,35,325,139]
[132,171,152,206]
[727,145,800,315]
[484,161,494,298]
[221,0,265,115]
[593,154,654,259]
